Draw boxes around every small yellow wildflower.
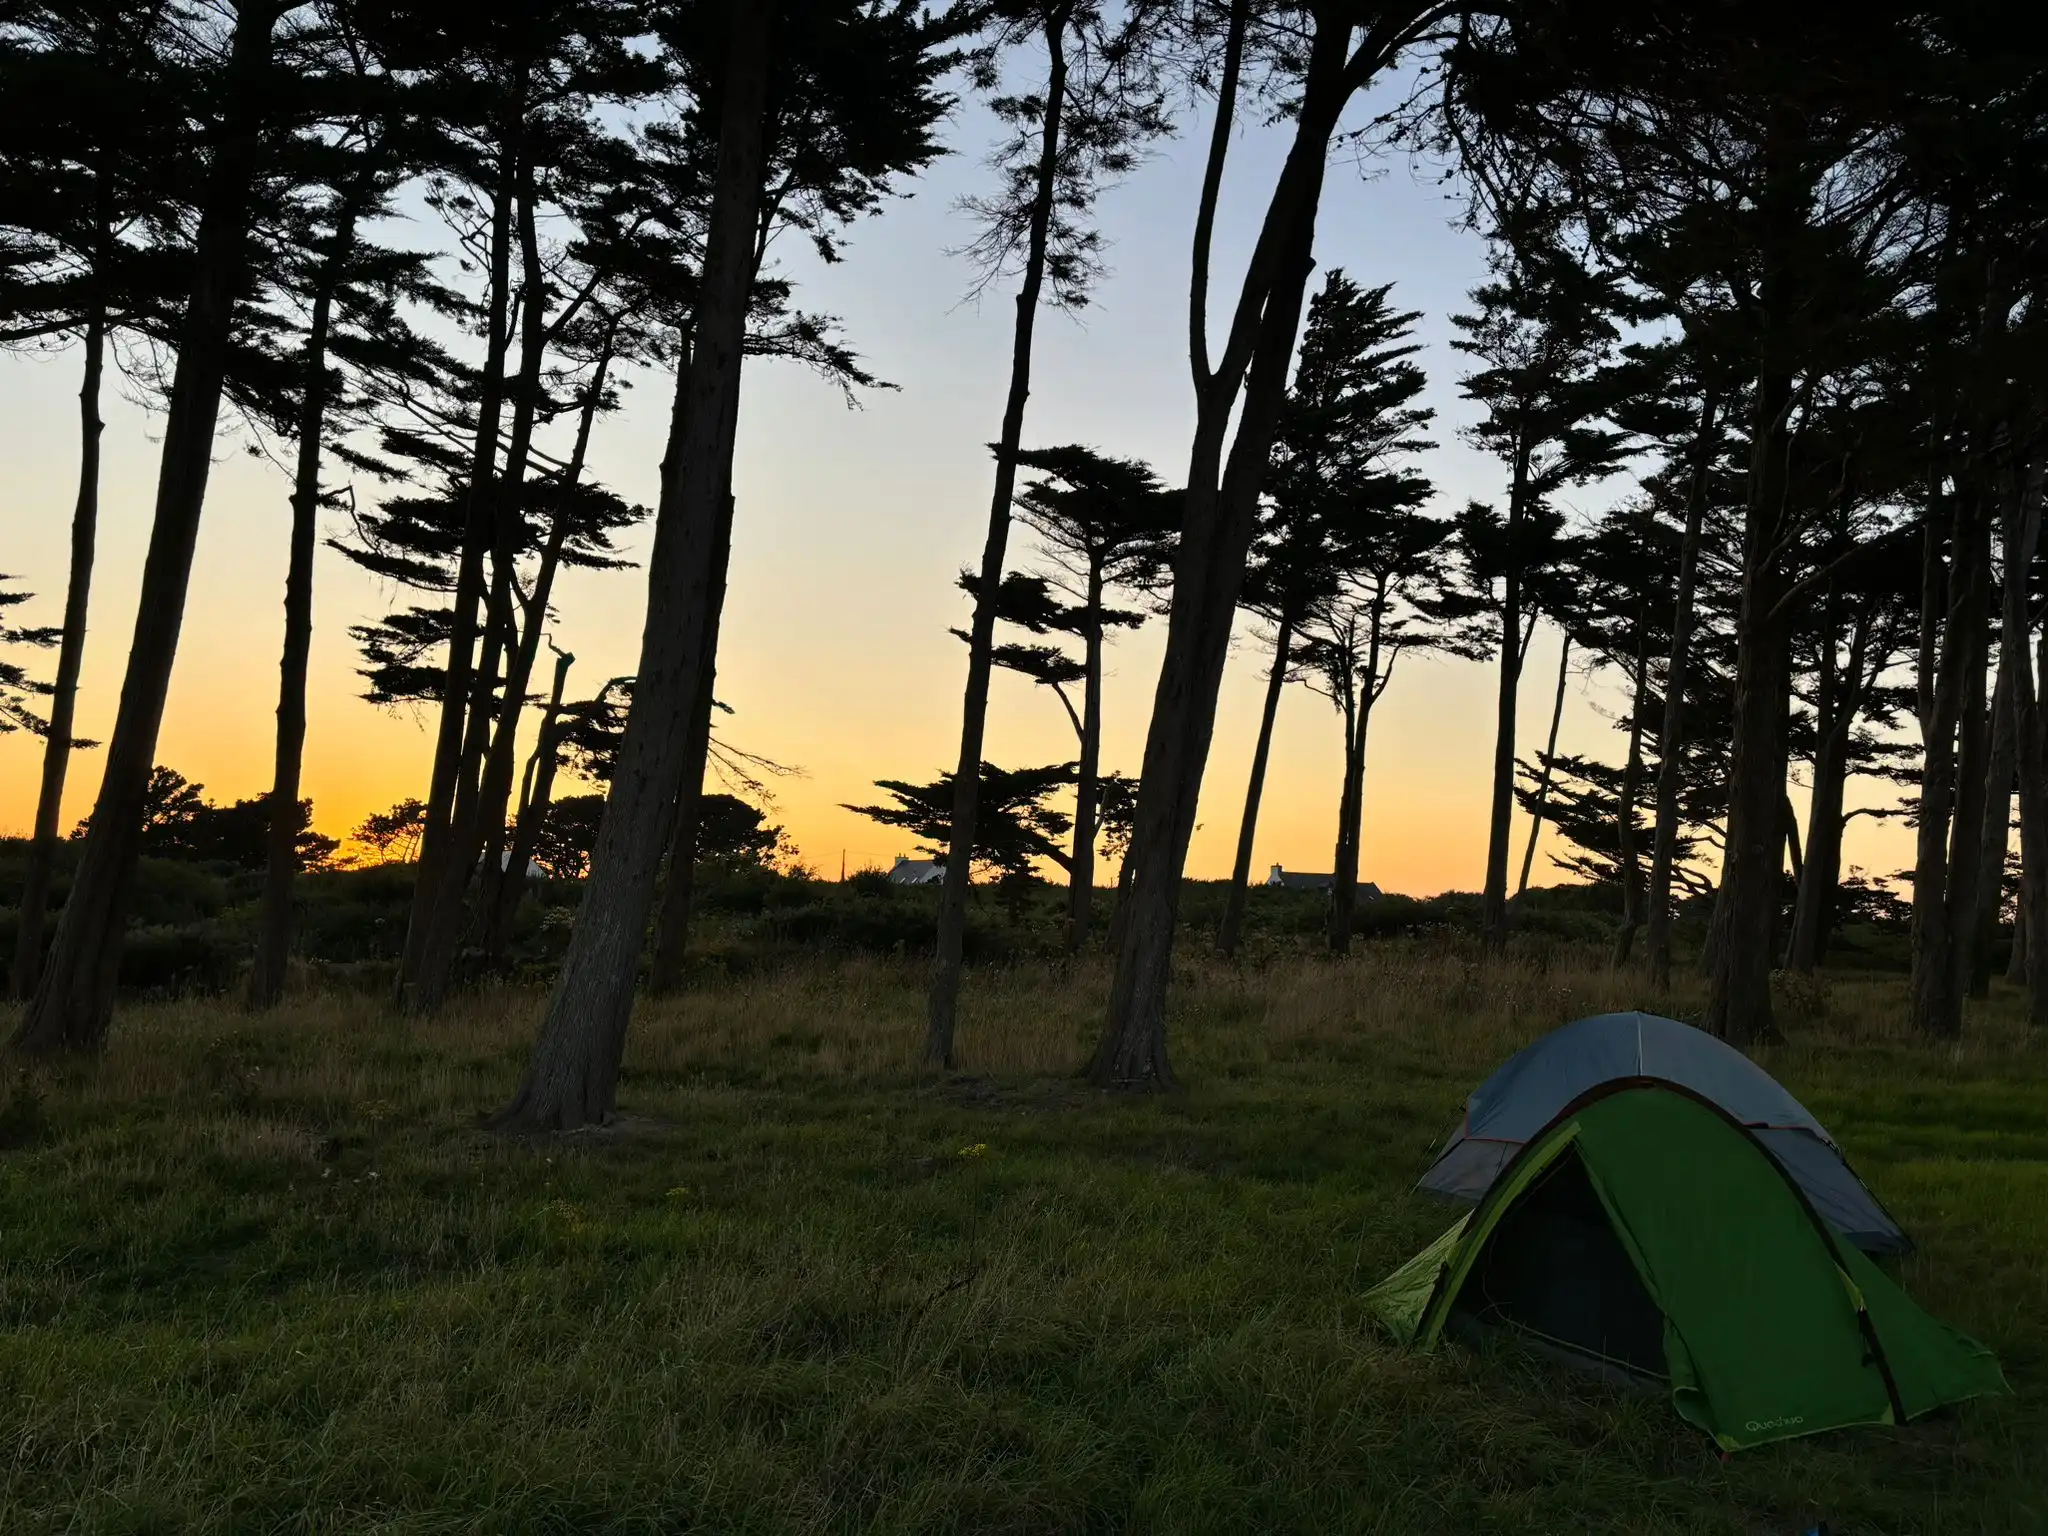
[957,1143,989,1160]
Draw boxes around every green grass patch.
[0,949,2041,1532]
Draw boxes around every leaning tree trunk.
[11,4,281,1056]
[399,103,520,1006]
[249,186,368,1008]
[647,646,716,996]
[648,488,737,996]
[1516,630,1569,899]
[1066,564,1106,953]
[925,14,1070,1068]
[1646,388,1720,990]
[1218,611,1293,958]
[1092,9,1356,1089]
[492,5,772,1132]
[9,290,106,1000]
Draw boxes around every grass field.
[0,943,2041,1533]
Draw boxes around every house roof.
[1271,870,1334,889]
[1266,868,1382,897]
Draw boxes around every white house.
[888,856,947,887]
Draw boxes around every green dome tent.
[1367,1082,2006,1452]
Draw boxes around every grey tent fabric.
[1419,1011,1909,1254]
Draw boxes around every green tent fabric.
[1367,1083,2006,1451]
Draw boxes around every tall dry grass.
[7,936,2038,1132]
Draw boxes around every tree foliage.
[74,767,339,871]
[845,761,1075,882]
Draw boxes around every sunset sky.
[0,74,1920,897]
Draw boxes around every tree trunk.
[1917,256,2015,1037]
[399,95,521,1007]
[1940,514,1994,1031]
[1970,655,2013,997]
[11,4,281,1056]
[1516,631,1569,899]
[1331,602,1390,956]
[1218,612,1292,958]
[424,612,509,981]
[249,185,368,1009]
[1704,575,1791,1047]
[489,645,574,952]
[9,293,105,1000]
[412,156,551,1011]
[646,648,715,995]
[492,4,771,1131]
[1066,562,1106,953]
[1788,734,1851,976]
[648,490,736,995]
[1910,500,1958,1024]
[479,332,616,968]
[1327,658,1363,955]
[925,14,1071,1068]
[1646,388,1720,990]
[1611,617,1651,968]
[1787,601,1860,974]
[466,164,559,943]
[2000,458,2048,1022]
[1705,124,1810,1048]
[1480,462,1531,957]
[1912,474,1991,1039]
[1092,9,1356,1089]
[1331,681,1380,957]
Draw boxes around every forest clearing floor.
[0,945,2042,1533]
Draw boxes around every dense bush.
[289,863,416,964]
[0,839,1860,1000]
[118,922,242,995]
